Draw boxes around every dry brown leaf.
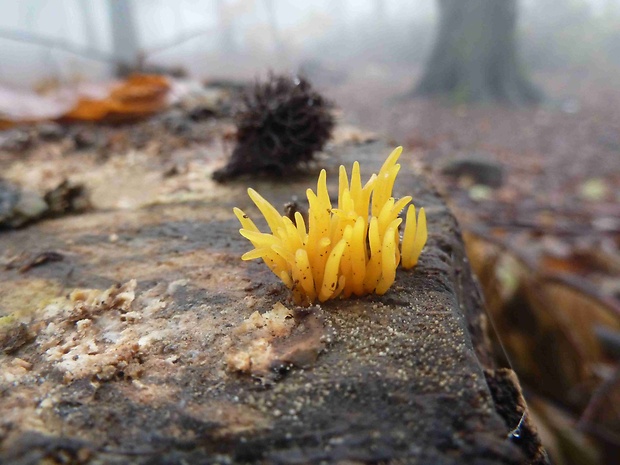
[0,74,170,128]
[464,231,620,408]
[64,74,170,122]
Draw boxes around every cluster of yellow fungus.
[234,146,427,304]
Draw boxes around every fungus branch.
[235,147,427,304]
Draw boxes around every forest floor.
[321,63,620,465]
[323,63,620,203]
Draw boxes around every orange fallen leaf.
[64,74,170,122]
[62,97,111,121]
[0,74,171,127]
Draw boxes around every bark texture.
[0,115,547,464]
[415,0,542,104]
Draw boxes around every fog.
[1,5,620,464]
[1,0,619,90]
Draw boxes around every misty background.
[1,0,620,91]
[2,3,620,465]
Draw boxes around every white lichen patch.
[233,302,296,338]
[0,279,179,389]
[226,302,295,375]
[36,280,143,382]
[226,302,327,382]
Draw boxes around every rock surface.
[0,120,547,464]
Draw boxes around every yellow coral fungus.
[234,146,427,304]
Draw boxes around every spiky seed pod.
[213,74,334,182]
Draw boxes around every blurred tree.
[215,0,237,56]
[78,0,99,50]
[415,0,542,104]
[108,0,140,75]
[263,0,285,57]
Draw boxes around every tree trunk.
[263,0,286,58]
[415,0,542,104]
[108,0,140,75]
[79,0,99,50]
[215,0,238,56]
